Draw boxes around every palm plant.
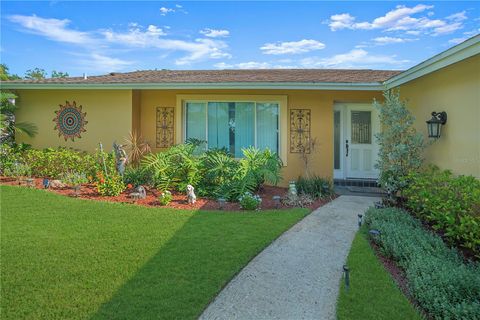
[1,92,38,144]
[123,130,151,167]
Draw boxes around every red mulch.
[0,176,333,212]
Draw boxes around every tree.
[0,92,38,144]
[51,70,69,78]
[0,64,21,81]
[24,68,47,80]
[374,90,425,199]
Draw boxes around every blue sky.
[1,1,479,76]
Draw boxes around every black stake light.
[357,214,363,228]
[343,265,350,292]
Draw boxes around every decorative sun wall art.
[156,107,175,148]
[290,109,311,153]
[53,101,88,141]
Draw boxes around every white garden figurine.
[186,184,196,204]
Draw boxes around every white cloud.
[159,7,175,16]
[328,4,465,36]
[75,53,134,73]
[9,14,231,69]
[300,49,409,69]
[260,39,325,55]
[215,61,272,69]
[103,24,166,46]
[448,29,480,44]
[200,28,230,38]
[446,11,467,22]
[8,14,93,44]
[103,26,231,65]
[372,36,417,45]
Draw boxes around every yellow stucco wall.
[137,89,382,184]
[398,54,480,178]
[14,89,133,152]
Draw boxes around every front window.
[185,101,279,157]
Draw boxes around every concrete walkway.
[200,195,379,320]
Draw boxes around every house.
[2,35,479,185]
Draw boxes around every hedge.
[402,166,480,256]
[365,208,480,320]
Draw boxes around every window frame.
[176,94,288,165]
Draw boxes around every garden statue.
[186,185,196,204]
[288,181,298,197]
[113,142,128,175]
[129,185,146,200]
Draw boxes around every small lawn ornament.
[113,142,128,175]
[288,181,297,197]
[129,185,146,200]
[186,185,196,204]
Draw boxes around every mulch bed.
[0,176,333,212]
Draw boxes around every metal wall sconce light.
[426,111,447,138]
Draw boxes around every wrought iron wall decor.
[53,101,88,141]
[290,109,311,153]
[156,107,175,148]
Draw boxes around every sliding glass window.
[185,101,279,156]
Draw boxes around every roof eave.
[0,81,386,91]
[385,34,480,89]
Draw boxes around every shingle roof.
[3,69,402,84]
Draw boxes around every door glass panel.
[351,111,371,144]
[334,111,340,169]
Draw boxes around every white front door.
[334,103,379,180]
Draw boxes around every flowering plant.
[158,190,172,206]
[238,192,262,210]
[95,171,125,196]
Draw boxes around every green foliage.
[24,68,47,80]
[238,192,262,210]
[123,166,154,187]
[1,91,38,144]
[403,166,480,256]
[373,90,424,196]
[158,190,173,206]
[143,143,283,201]
[3,162,32,179]
[142,143,201,192]
[0,64,21,80]
[0,143,27,175]
[51,70,69,78]
[61,171,88,187]
[296,175,333,199]
[365,208,480,319]
[96,171,125,196]
[23,147,98,179]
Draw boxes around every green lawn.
[336,228,423,320]
[0,185,308,319]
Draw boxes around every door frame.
[333,102,379,180]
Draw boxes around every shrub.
[23,147,97,179]
[61,171,88,187]
[365,208,480,319]
[373,90,425,197]
[123,166,154,187]
[238,192,262,210]
[142,143,283,202]
[3,162,31,180]
[0,143,28,175]
[96,172,125,196]
[296,175,333,199]
[158,191,172,206]
[403,166,480,256]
